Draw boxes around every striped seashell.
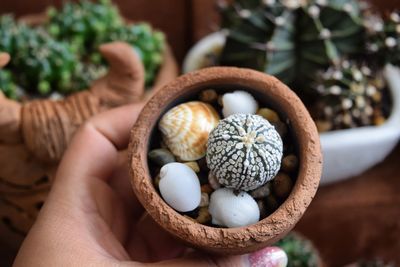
[159,101,220,161]
[206,114,283,191]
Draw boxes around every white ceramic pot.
[183,32,400,185]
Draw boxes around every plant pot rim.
[129,67,322,254]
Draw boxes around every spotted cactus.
[311,60,389,132]
[206,114,283,191]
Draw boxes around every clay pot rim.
[129,67,322,254]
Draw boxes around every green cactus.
[364,10,400,68]
[0,69,18,99]
[0,15,79,96]
[275,232,320,267]
[311,60,389,131]
[46,0,165,87]
[46,0,123,56]
[95,23,165,86]
[219,0,364,86]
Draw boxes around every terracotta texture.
[129,67,322,254]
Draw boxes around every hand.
[13,104,288,267]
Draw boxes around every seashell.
[222,90,258,118]
[199,89,218,103]
[148,148,176,167]
[207,114,283,191]
[209,188,260,228]
[159,162,201,212]
[159,101,220,161]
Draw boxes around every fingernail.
[248,246,288,267]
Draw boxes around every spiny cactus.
[311,60,389,132]
[47,0,165,87]
[94,23,165,86]
[275,232,320,267]
[364,10,400,68]
[0,15,79,96]
[219,0,364,86]
[46,0,123,56]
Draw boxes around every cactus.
[364,10,400,68]
[275,232,320,267]
[46,0,123,56]
[0,15,79,96]
[219,0,364,86]
[47,0,165,87]
[0,69,18,99]
[311,60,389,132]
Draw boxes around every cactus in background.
[46,0,123,56]
[47,0,165,87]
[311,60,389,132]
[0,69,17,99]
[94,23,165,86]
[364,10,400,68]
[0,15,79,96]
[219,0,364,86]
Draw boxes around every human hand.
[13,104,288,267]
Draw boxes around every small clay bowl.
[129,67,322,254]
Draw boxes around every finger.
[56,102,144,185]
[121,247,288,267]
[125,213,186,262]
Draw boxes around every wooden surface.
[296,144,400,266]
[1,0,400,266]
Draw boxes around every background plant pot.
[0,12,178,253]
[182,32,400,185]
[129,67,322,254]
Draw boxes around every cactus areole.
[206,114,283,191]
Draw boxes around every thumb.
[135,247,288,267]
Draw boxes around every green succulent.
[0,15,79,96]
[47,0,165,87]
[219,0,364,87]
[0,68,18,99]
[95,23,165,86]
[275,232,320,267]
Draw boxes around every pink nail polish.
[248,246,288,267]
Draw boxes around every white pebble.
[209,188,260,228]
[222,91,258,118]
[159,163,201,212]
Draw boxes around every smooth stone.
[199,89,218,103]
[250,183,271,199]
[196,207,212,224]
[272,172,294,199]
[148,148,176,166]
[222,90,258,117]
[257,108,280,123]
[199,192,210,207]
[281,154,298,173]
[208,172,221,190]
[159,162,201,212]
[209,188,260,228]
[184,161,200,173]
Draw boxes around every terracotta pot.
[129,67,322,254]
[0,13,178,254]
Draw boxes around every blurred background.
[0,0,399,266]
